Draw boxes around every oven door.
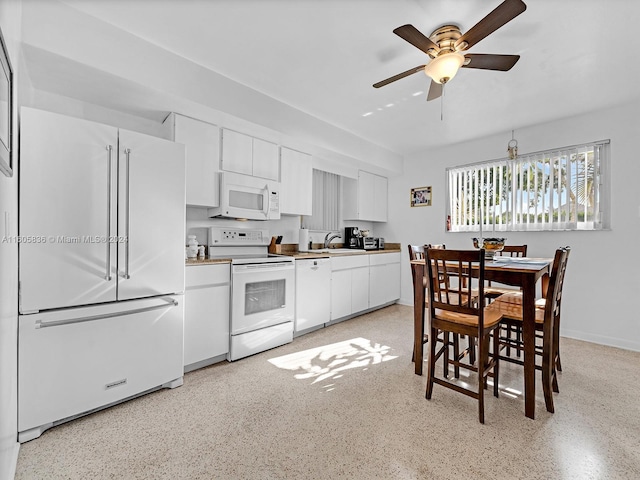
[231,262,294,335]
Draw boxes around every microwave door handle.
[263,184,270,218]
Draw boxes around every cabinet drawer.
[369,252,401,266]
[331,255,369,271]
[186,263,230,288]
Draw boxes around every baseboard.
[561,329,640,352]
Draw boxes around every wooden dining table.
[410,256,551,419]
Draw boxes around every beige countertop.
[285,247,401,259]
[185,258,232,266]
[185,245,401,265]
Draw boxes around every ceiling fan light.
[424,53,465,84]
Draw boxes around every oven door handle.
[233,262,294,272]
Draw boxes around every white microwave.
[208,171,281,221]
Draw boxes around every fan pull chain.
[440,83,445,121]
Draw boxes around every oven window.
[244,279,286,315]
[230,190,263,211]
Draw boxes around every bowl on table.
[472,237,506,260]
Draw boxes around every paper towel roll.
[299,228,309,252]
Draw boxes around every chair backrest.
[499,245,527,257]
[542,247,571,342]
[407,244,425,261]
[425,248,486,328]
[544,246,571,326]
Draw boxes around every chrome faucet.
[323,232,341,249]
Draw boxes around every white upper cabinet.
[166,113,220,207]
[342,170,388,222]
[221,128,279,181]
[280,147,312,216]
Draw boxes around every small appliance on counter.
[344,226,363,249]
[376,238,385,250]
[363,237,377,250]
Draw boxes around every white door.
[19,108,118,312]
[117,129,186,300]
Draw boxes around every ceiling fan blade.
[393,24,439,55]
[455,0,527,51]
[427,81,443,101]
[462,54,520,71]
[373,65,426,88]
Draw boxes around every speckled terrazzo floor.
[15,304,640,480]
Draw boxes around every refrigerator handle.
[123,148,131,279]
[34,297,180,329]
[105,145,113,281]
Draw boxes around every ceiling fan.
[373,0,527,101]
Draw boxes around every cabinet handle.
[123,148,131,279]
[105,145,113,281]
[35,298,179,329]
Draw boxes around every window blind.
[447,140,609,232]
[303,170,339,231]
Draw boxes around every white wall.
[0,0,21,477]
[377,101,640,352]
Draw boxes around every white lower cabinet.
[330,255,370,321]
[295,258,331,333]
[184,264,230,370]
[369,252,401,308]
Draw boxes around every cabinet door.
[221,129,253,176]
[252,137,279,180]
[387,262,401,301]
[185,265,230,366]
[373,174,388,222]
[117,129,186,300]
[173,114,220,207]
[280,147,312,215]
[358,171,376,221]
[351,266,370,313]
[369,264,387,308]
[19,108,118,312]
[331,269,351,320]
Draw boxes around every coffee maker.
[344,227,363,249]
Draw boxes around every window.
[303,169,340,231]
[446,140,609,232]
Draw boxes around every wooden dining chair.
[424,248,502,424]
[485,244,527,357]
[490,247,570,374]
[408,244,447,371]
[485,244,528,299]
[487,247,570,412]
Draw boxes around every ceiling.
[29,0,640,156]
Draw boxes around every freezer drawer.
[18,296,184,442]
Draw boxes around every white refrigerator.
[17,107,186,442]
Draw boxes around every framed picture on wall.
[0,24,13,178]
[410,186,432,207]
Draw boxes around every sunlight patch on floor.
[268,337,398,385]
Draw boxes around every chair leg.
[453,334,460,378]
[477,334,485,424]
[425,326,437,400]
[492,328,500,398]
[468,335,476,365]
[443,332,450,378]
